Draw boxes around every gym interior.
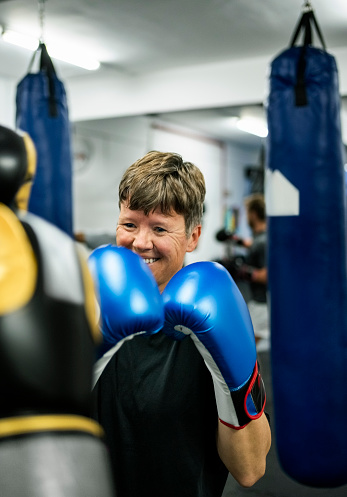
[0,0,346,496]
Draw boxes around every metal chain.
[38,0,46,43]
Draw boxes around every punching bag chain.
[38,0,47,43]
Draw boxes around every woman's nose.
[132,228,153,251]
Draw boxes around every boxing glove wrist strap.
[190,333,265,429]
[218,361,266,429]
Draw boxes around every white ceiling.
[1,0,347,145]
[1,0,346,79]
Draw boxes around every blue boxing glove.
[88,245,164,385]
[162,261,265,429]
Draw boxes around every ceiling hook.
[302,1,313,13]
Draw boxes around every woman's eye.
[155,227,166,233]
[124,223,135,228]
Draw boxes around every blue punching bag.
[16,43,73,237]
[266,7,347,488]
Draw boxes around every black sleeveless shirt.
[92,331,228,497]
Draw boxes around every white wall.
[73,115,151,231]
[66,55,272,123]
[0,77,17,128]
[225,141,264,239]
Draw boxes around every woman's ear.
[186,225,202,253]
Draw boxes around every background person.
[232,194,269,352]
[214,194,269,352]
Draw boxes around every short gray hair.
[119,151,206,235]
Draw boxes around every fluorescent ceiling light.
[47,46,100,71]
[236,117,268,138]
[2,29,100,71]
[2,30,38,51]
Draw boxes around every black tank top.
[92,331,228,497]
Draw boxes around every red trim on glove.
[219,418,249,430]
[244,361,266,420]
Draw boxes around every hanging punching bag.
[266,7,347,488]
[16,43,73,237]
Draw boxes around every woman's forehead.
[119,203,184,224]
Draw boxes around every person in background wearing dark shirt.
[233,194,269,352]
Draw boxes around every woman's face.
[116,203,201,292]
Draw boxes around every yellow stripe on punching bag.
[0,414,104,439]
[14,132,37,212]
[0,204,37,313]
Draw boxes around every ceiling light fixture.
[1,28,100,71]
[2,29,38,51]
[236,117,268,138]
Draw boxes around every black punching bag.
[266,7,347,487]
[16,43,73,237]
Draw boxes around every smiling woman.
[90,149,271,497]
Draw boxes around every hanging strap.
[289,7,327,107]
[27,43,58,118]
[290,9,326,50]
[40,43,58,118]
